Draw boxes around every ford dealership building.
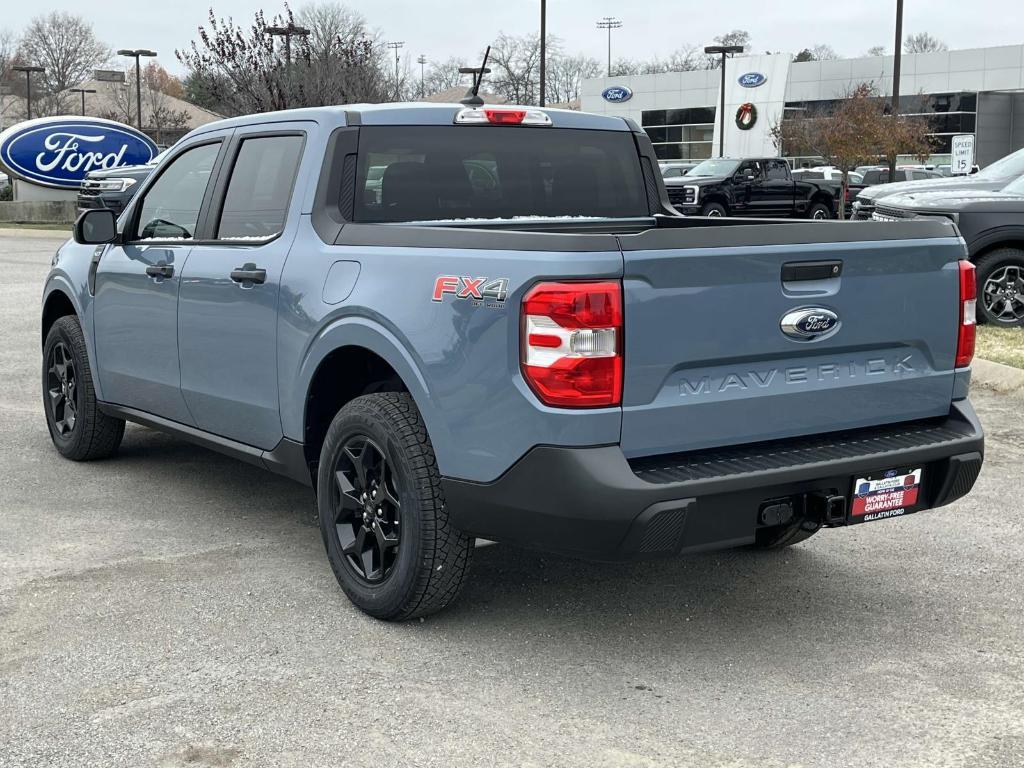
[580,45,1024,167]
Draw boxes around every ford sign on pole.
[737,72,767,88]
[601,86,633,103]
[0,116,158,190]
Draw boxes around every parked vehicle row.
[45,102,983,620]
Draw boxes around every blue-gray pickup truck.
[42,103,984,620]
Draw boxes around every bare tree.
[609,58,641,77]
[771,83,933,217]
[0,29,20,128]
[546,53,601,106]
[904,32,948,54]
[17,12,110,115]
[488,32,548,106]
[295,2,391,104]
[177,4,387,115]
[422,57,469,97]
[795,44,839,62]
[866,45,887,57]
[706,30,751,68]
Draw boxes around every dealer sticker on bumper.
[850,468,923,523]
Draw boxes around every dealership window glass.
[134,142,220,240]
[354,126,648,222]
[216,135,304,240]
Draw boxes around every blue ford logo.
[602,86,633,103]
[0,116,158,190]
[738,72,767,88]
[780,308,840,341]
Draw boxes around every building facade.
[581,45,1024,168]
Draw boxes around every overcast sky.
[3,0,1021,76]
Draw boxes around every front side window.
[134,142,220,240]
[217,135,305,240]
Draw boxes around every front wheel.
[42,316,125,461]
[807,202,832,220]
[317,392,473,620]
[700,202,727,217]
[976,249,1024,326]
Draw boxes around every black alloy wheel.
[46,341,78,437]
[331,435,402,583]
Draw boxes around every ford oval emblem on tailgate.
[780,308,840,341]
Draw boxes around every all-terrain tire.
[42,315,125,461]
[700,202,728,217]
[807,201,832,220]
[317,392,473,620]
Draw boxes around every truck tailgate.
[618,221,965,458]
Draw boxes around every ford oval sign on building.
[0,116,158,190]
[737,72,767,88]
[601,86,633,103]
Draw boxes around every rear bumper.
[442,400,984,561]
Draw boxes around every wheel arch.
[296,319,450,478]
[968,234,1024,262]
[41,286,78,349]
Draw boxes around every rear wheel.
[42,316,125,461]
[976,249,1024,326]
[318,392,473,620]
[700,202,727,217]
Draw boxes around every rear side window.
[863,170,890,185]
[217,135,304,240]
[798,170,825,180]
[765,160,789,180]
[354,126,648,222]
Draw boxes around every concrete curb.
[0,227,70,239]
[972,358,1024,393]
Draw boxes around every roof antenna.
[459,46,491,107]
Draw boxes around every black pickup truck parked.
[665,157,838,219]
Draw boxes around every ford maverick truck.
[42,103,984,620]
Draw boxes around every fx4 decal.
[432,275,509,306]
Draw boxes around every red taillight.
[956,260,976,368]
[521,281,623,408]
[485,109,526,124]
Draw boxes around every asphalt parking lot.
[2,230,1023,768]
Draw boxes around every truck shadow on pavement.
[105,426,953,658]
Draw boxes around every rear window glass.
[217,135,304,240]
[353,126,648,222]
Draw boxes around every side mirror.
[744,173,757,182]
[73,209,118,245]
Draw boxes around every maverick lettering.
[34,133,128,175]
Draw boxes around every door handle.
[145,262,174,279]
[230,264,267,285]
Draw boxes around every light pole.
[117,49,157,130]
[13,65,45,120]
[539,0,547,106]
[266,23,310,65]
[704,44,744,158]
[596,17,623,78]
[70,87,97,116]
[387,41,405,90]
[889,0,905,178]
[417,55,427,98]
